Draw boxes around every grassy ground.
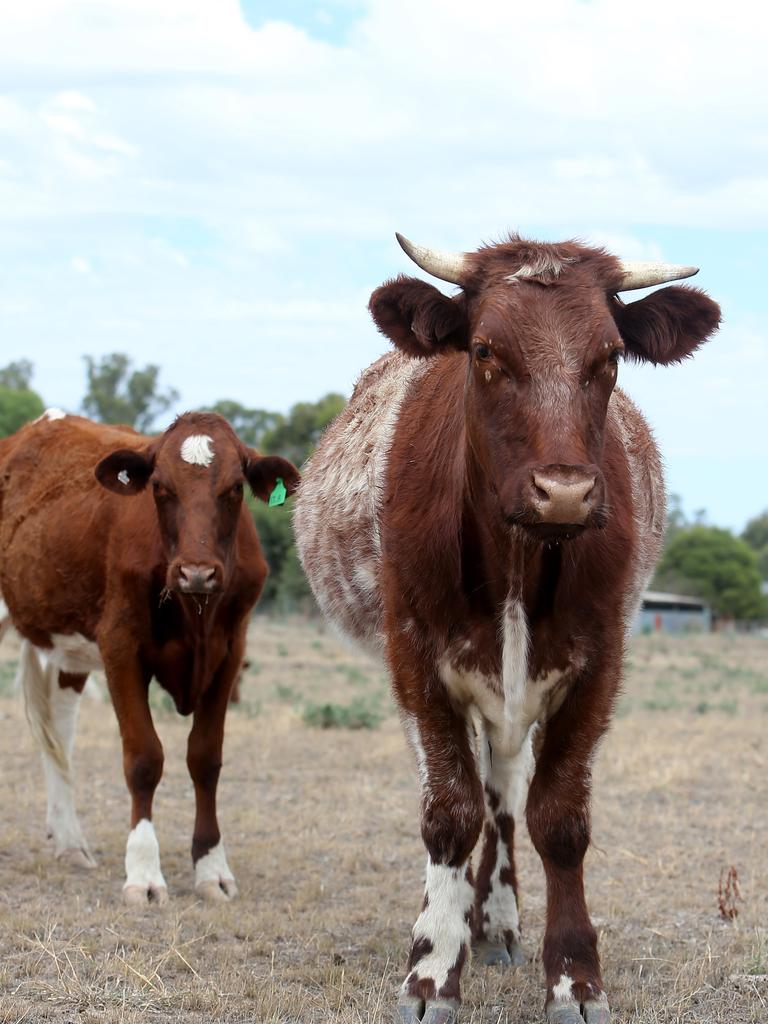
[0,621,766,1023]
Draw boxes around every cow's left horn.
[618,260,699,291]
[396,232,467,284]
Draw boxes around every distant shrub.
[302,698,383,730]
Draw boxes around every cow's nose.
[178,564,218,594]
[531,466,598,525]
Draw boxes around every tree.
[656,526,766,620]
[0,387,45,437]
[742,510,768,579]
[0,359,34,391]
[260,393,346,466]
[81,353,179,432]
[0,360,45,437]
[203,400,282,449]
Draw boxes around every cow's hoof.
[396,996,459,1023]
[546,996,610,1024]
[123,883,169,906]
[58,846,97,870]
[475,938,525,967]
[196,877,237,903]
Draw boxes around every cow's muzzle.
[172,562,223,595]
[507,464,607,540]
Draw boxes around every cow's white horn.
[396,233,467,285]
[618,261,699,291]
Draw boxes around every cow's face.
[95,413,300,594]
[370,236,720,541]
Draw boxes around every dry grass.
[0,622,766,1023]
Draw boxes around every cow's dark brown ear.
[369,275,468,357]
[95,448,155,495]
[611,286,721,366]
[244,454,301,504]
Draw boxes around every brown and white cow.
[294,234,720,1024]
[0,410,299,903]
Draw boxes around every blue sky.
[0,0,766,531]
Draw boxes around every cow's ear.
[611,286,721,366]
[369,275,468,357]
[95,448,155,495]
[244,454,301,504]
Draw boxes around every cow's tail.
[0,597,12,645]
[18,641,70,780]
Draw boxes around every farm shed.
[633,590,712,634]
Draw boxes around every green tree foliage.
[0,360,45,437]
[0,359,34,390]
[742,510,768,579]
[203,400,282,449]
[260,393,346,467]
[81,353,179,431]
[656,526,767,620]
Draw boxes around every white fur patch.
[124,819,166,893]
[0,597,12,644]
[406,861,474,994]
[34,407,67,423]
[195,840,235,888]
[552,973,575,1003]
[294,352,428,658]
[180,434,215,467]
[47,633,103,674]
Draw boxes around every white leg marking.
[405,861,474,995]
[552,974,575,1003]
[123,819,168,905]
[195,840,237,902]
[42,684,95,868]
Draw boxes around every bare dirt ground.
[0,620,765,1024]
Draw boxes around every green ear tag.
[268,477,287,507]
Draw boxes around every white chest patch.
[180,434,215,467]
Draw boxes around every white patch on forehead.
[180,434,215,467]
[117,469,130,486]
[506,253,574,284]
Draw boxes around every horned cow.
[294,233,720,1024]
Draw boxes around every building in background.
[633,591,711,634]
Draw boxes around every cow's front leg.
[526,683,612,1024]
[186,647,240,902]
[104,654,167,906]
[398,696,484,1024]
[472,728,532,968]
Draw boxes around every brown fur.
[0,411,299,875]
[297,235,720,1014]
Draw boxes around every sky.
[0,0,766,531]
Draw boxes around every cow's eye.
[231,482,244,496]
[608,347,623,365]
[474,344,491,361]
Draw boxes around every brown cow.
[0,409,299,903]
[294,233,720,1024]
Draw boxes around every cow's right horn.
[396,233,467,285]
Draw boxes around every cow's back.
[294,351,427,655]
[0,414,147,641]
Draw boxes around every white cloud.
[0,0,765,527]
